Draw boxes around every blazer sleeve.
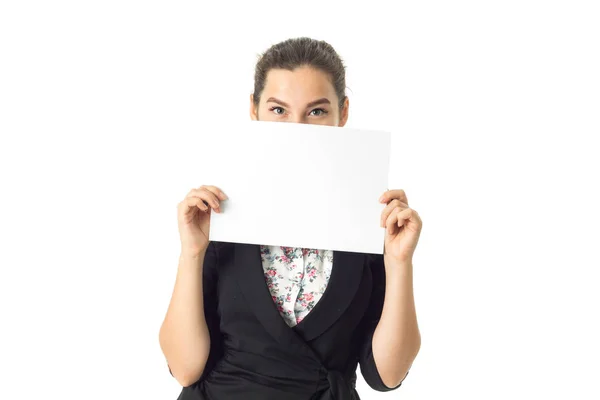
[359,253,410,391]
[167,241,223,381]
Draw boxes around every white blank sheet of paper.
[204,120,391,254]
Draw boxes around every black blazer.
[171,241,407,400]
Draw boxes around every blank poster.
[205,121,391,254]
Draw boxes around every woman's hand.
[379,189,422,264]
[177,185,227,257]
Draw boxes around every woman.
[159,37,422,400]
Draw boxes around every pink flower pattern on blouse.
[260,245,333,327]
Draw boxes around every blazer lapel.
[293,250,365,342]
[232,242,312,355]
[232,243,366,348]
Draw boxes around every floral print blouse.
[260,245,333,327]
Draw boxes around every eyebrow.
[266,97,331,108]
[266,97,291,108]
[306,98,331,108]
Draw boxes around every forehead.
[261,66,337,103]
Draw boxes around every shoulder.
[365,252,383,266]
[365,253,385,279]
[208,240,233,254]
[363,253,386,302]
[206,241,235,267]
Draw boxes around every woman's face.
[250,66,349,127]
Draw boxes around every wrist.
[180,248,206,262]
[384,256,413,275]
[384,253,412,265]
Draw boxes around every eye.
[309,108,328,116]
[270,106,285,115]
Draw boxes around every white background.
[1,1,599,399]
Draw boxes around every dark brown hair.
[252,37,347,109]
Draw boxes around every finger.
[380,199,406,228]
[385,207,403,235]
[195,186,228,212]
[396,208,420,229]
[379,189,408,206]
[178,197,208,217]
[186,192,220,214]
[187,188,221,210]
[202,185,228,201]
[184,196,209,212]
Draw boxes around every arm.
[361,188,422,389]
[359,255,419,391]
[371,258,421,388]
[159,242,218,387]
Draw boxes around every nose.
[289,114,307,124]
